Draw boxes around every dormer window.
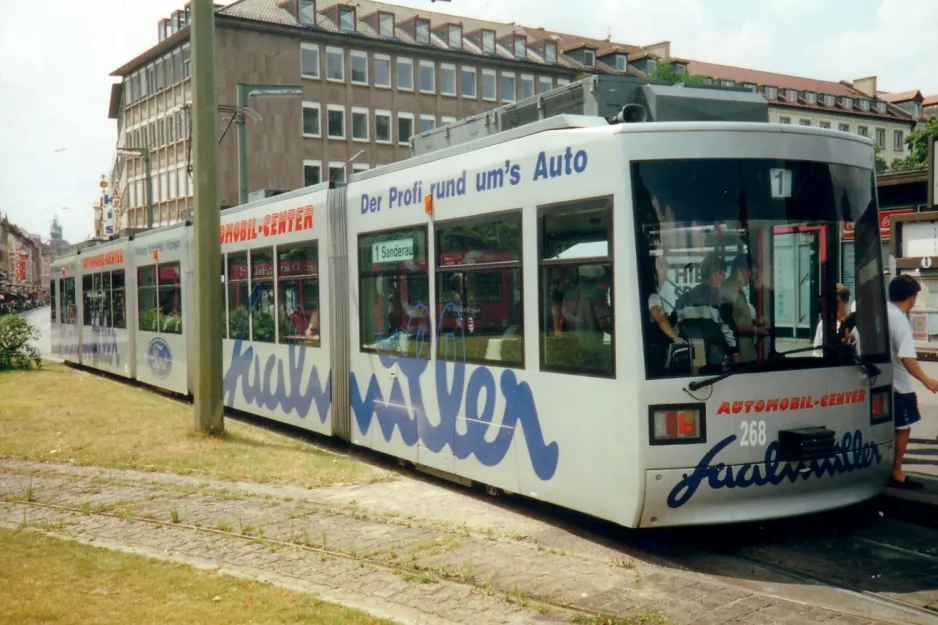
[448,25,462,49]
[876,101,887,114]
[514,37,526,58]
[721,79,735,87]
[646,58,657,73]
[913,102,922,118]
[583,49,595,67]
[338,6,355,32]
[764,86,778,99]
[544,42,557,64]
[615,54,627,72]
[804,92,817,105]
[674,63,686,73]
[378,12,394,37]
[742,82,757,92]
[859,99,870,111]
[841,96,853,109]
[298,0,315,26]
[823,94,835,107]
[785,88,798,101]
[481,30,495,55]
[415,19,430,44]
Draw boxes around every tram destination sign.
[372,239,414,264]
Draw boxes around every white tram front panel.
[623,124,893,527]
[131,226,189,394]
[75,241,134,378]
[219,185,333,436]
[346,124,636,524]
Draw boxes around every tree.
[648,62,707,85]
[890,116,937,172]
[873,144,888,175]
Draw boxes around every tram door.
[772,226,823,342]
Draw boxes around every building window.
[876,128,886,148]
[397,57,414,90]
[329,162,346,183]
[378,12,394,38]
[302,102,321,137]
[249,249,276,343]
[352,164,370,175]
[544,42,557,64]
[583,50,595,68]
[338,7,355,32]
[350,50,368,84]
[839,123,850,133]
[501,71,516,102]
[298,0,315,25]
[326,46,344,81]
[461,66,477,98]
[419,60,435,93]
[514,37,526,58]
[415,19,430,44]
[858,126,869,137]
[440,63,456,96]
[374,53,391,88]
[165,53,175,85]
[482,30,495,55]
[720,79,734,87]
[167,116,175,143]
[182,45,191,79]
[860,99,871,111]
[327,105,345,139]
[481,69,496,101]
[168,169,176,199]
[351,107,369,142]
[440,116,457,126]
[419,114,436,133]
[557,77,570,86]
[779,116,791,124]
[799,119,811,126]
[303,160,322,186]
[820,121,831,129]
[448,25,461,49]
[616,55,627,72]
[397,112,414,145]
[436,212,523,366]
[823,94,835,107]
[877,101,887,114]
[375,110,392,143]
[805,92,817,105]
[841,97,853,109]
[520,74,534,100]
[539,197,614,377]
[894,130,904,151]
[646,58,657,74]
[277,243,320,346]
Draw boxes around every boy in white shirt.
[887,275,938,489]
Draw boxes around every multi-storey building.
[105,0,923,232]
[0,215,43,303]
[684,58,917,167]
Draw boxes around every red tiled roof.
[686,59,856,96]
[520,26,644,59]
[923,94,938,106]
[880,90,923,104]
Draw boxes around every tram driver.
[673,253,739,371]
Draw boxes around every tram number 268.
[739,420,767,447]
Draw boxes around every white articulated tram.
[52,113,895,528]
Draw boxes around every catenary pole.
[191,0,224,434]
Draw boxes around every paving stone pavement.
[0,460,887,625]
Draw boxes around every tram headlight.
[648,405,706,445]
[870,386,891,425]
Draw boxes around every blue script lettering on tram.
[84,326,120,367]
[533,147,588,181]
[666,430,883,509]
[223,341,332,423]
[350,302,560,481]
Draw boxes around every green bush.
[0,315,42,371]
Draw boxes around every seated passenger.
[674,254,739,369]
[813,284,859,356]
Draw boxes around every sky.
[1,0,935,244]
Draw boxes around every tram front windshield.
[631,159,889,380]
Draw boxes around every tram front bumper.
[638,440,893,528]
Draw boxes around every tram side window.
[62,277,76,324]
[99,272,113,328]
[112,270,127,329]
[538,197,614,377]
[158,262,182,334]
[250,248,276,343]
[82,275,94,326]
[220,257,227,339]
[228,253,249,340]
[278,244,320,347]
[138,266,159,332]
[50,281,56,322]
[436,212,523,366]
[359,226,430,358]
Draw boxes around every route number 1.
[770,168,792,198]
[740,420,767,447]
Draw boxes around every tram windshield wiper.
[686,343,882,393]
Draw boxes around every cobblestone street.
[0,460,894,625]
